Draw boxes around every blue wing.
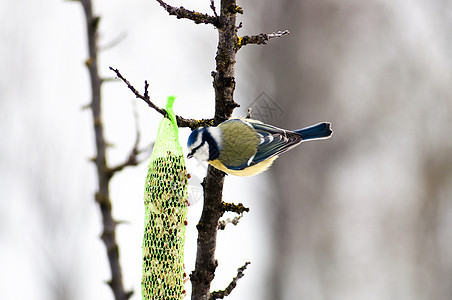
[224,120,302,170]
[250,122,303,165]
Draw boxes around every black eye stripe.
[191,140,205,154]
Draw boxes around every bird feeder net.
[142,96,188,300]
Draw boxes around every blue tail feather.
[295,122,333,141]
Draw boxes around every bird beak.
[187,153,193,159]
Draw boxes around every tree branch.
[237,30,290,49]
[191,1,241,299]
[155,0,221,27]
[80,0,132,299]
[210,262,251,299]
[109,67,214,129]
[222,202,249,214]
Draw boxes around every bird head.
[187,126,221,161]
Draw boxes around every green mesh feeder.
[142,96,189,299]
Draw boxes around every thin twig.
[267,30,290,39]
[246,107,253,119]
[109,67,166,115]
[210,262,251,299]
[109,67,214,129]
[107,103,149,176]
[237,30,290,49]
[155,0,220,27]
[210,0,218,17]
[218,213,245,230]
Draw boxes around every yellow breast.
[208,156,278,176]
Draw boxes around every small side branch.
[237,30,290,49]
[209,0,218,17]
[210,262,251,300]
[218,212,245,230]
[109,67,165,115]
[109,67,214,129]
[107,127,152,177]
[219,202,249,230]
[156,0,220,27]
[221,202,249,214]
[107,148,139,176]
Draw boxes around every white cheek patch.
[193,143,210,161]
[206,127,222,148]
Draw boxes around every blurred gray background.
[1,0,451,299]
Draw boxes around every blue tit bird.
[187,118,333,176]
